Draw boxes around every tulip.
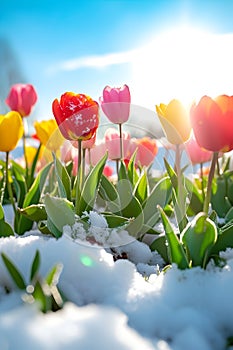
[34,119,64,152]
[190,95,233,153]
[104,128,130,160]
[185,135,212,165]
[100,84,131,124]
[0,111,23,152]
[52,92,99,142]
[190,95,233,214]
[100,85,131,161]
[156,99,191,145]
[129,137,158,167]
[5,84,37,117]
[0,111,24,213]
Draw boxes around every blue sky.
[1,0,233,123]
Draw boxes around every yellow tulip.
[156,99,191,144]
[34,119,64,151]
[0,111,23,152]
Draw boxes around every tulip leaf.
[1,252,26,290]
[0,204,14,237]
[30,250,41,282]
[53,153,71,201]
[211,176,232,218]
[102,213,130,228]
[44,194,75,236]
[210,222,233,256]
[158,205,189,269]
[23,162,53,207]
[18,204,47,222]
[142,176,172,228]
[27,144,42,187]
[182,213,217,268]
[121,195,144,237]
[164,158,178,189]
[134,171,148,204]
[15,162,53,235]
[76,153,108,216]
[150,235,169,263]
[11,161,26,208]
[33,280,50,313]
[127,150,139,186]
[184,177,203,215]
[98,175,121,213]
[118,160,128,181]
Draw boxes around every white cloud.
[48,50,137,73]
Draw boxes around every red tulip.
[185,135,212,165]
[190,95,233,152]
[100,85,131,124]
[5,83,37,117]
[52,92,99,141]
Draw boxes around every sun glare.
[131,26,233,108]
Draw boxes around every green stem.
[5,152,16,214]
[200,162,205,201]
[75,139,83,214]
[175,144,186,231]
[22,121,29,181]
[203,152,218,215]
[82,148,86,184]
[118,123,124,160]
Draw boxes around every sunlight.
[131,26,233,108]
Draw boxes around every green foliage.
[1,250,64,313]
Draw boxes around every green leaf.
[15,162,53,235]
[23,162,53,208]
[44,194,75,235]
[33,280,50,313]
[53,153,71,201]
[164,158,178,189]
[102,213,130,228]
[120,194,144,237]
[134,171,148,203]
[47,217,63,238]
[182,213,217,268]
[118,160,128,181]
[76,153,108,216]
[211,176,232,218]
[150,235,169,263]
[184,177,203,215]
[158,206,189,269]
[127,150,139,186]
[18,204,47,222]
[0,204,14,237]
[142,176,172,228]
[30,250,41,282]
[1,253,26,289]
[98,175,120,213]
[38,221,52,235]
[211,223,233,255]
[11,161,26,208]
[46,264,62,286]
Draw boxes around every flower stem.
[22,120,29,181]
[5,152,16,214]
[200,162,205,201]
[75,139,83,215]
[203,152,218,215]
[118,123,124,160]
[175,144,186,231]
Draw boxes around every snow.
[0,230,233,350]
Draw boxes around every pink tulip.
[104,128,131,160]
[6,83,37,117]
[185,135,212,165]
[89,142,107,166]
[100,84,131,124]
